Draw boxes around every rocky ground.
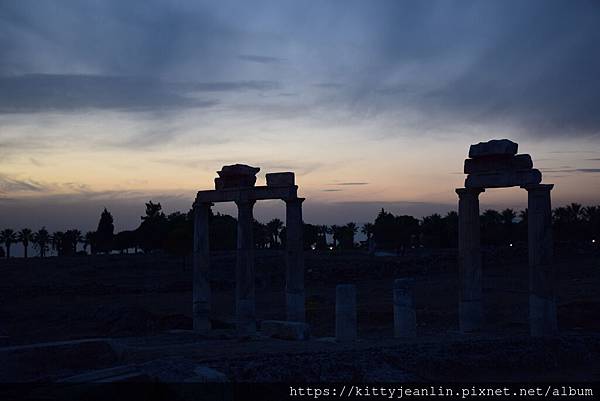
[0,246,599,382]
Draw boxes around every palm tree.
[266,218,284,248]
[330,225,341,249]
[33,227,50,258]
[582,206,600,240]
[361,223,374,240]
[17,228,34,258]
[501,209,516,245]
[501,209,516,225]
[345,222,358,248]
[566,203,583,223]
[65,229,83,254]
[0,229,17,258]
[51,231,65,256]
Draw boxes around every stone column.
[456,187,485,332]
[393,278,416,338]
[235,199,256,336]
[524,184,557,336]
[193,201,212,333]
[285,198,305,322]
[335,284,357,342]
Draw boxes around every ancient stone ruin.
[192,164,305,336]
[456,139,556,336]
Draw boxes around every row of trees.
[1,202,598,258]
[0,227,93,259]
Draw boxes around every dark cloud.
[577,169,600,173]
[238,54,284,64]
[1,0,600,136]
[0,74,284,113]
[186,81,279,92]
[314,83,344,89]
[333,0,600,138]
[336,182,369,186]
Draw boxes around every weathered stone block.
[215,164,260,189]
[260,320,310,340]
[468,139,518,158]
[465,169,541,188]
[393,278,416,338]
[266,172,295,187]
[218,164,260,177]
[335,284,357,342]
[464,154,533,174]
[214,176,256,190]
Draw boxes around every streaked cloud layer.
[1,0,599,229]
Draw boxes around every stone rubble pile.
[464,139,542,188]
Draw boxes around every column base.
[459,300,482,333]
[236,298,256,336]
[529,294,557,337]
[286,291,305,322]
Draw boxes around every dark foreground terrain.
[1,247,599,382]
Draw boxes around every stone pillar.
[193,201,212,333]
[335,284,357,341]
[393,278,416,338]
[524,184,557,336]
[285,198,305,322]
[235,199,256,336]
[456,187,485,332]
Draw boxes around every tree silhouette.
[163,211,192,256]
[17,228,34,258]
[50,231,64,256]
[583,206,600,241]
[0,229,17,258]
[95,208,115,253]
[361,223,374,241]
[83,231,95,254]
[481,209,503,245]
[209,211,237,251]
[266,218,283,249]
[421,213,443,248]
[65,229,83,255]
[330,225,341,249]
[253,220,269,249]
[341,222,358,249]
[33,227,50,258]
[501,208,516,245]
[138,201,167,252]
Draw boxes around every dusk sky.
[1,0,600,233]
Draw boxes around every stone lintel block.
[198,185,299,203]
[217,164,260,177]
[465,169,541,189]
[215,176,257,190]
[266,172,295,187]
[464,154,533,174]
[521,183,554,192]
[468,139,518,158]
[260,320,310,340]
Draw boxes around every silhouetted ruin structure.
[192,164,305,336]
[457,139,556,336]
